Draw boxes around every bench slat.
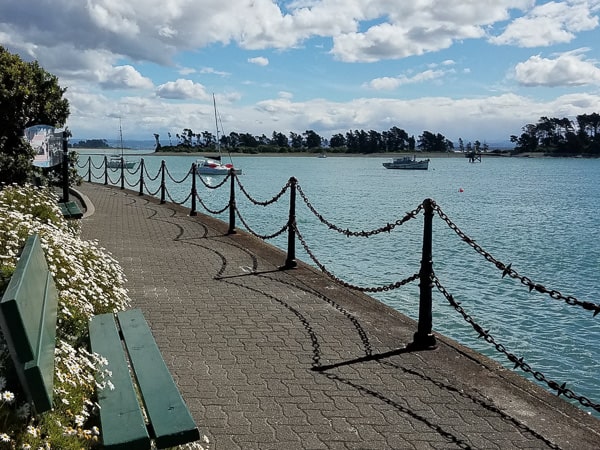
[0,234,57,412]
[58,201,83,219]
[117,309,200,449]
[23,272,58,411]
[89,313,150,450]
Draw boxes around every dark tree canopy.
[510,114,600,155]
[0,46,70,184]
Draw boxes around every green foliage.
[510,113,600,154]
[0,185,129,449]
[0,46,70,184]
[70,139,112,149]
[417,131,454,152]
[0,186,209,450]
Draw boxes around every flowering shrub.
[0,185,208,449]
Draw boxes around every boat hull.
[383,159,429,170]
[197,167,242,175]
[107,160,136,169]
[196,158,242,175]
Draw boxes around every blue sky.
[1,0,600,146]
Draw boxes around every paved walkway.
[77,183,600,450]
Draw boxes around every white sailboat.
[196,95,242,175]
[107,119,136,169]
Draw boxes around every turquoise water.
[78,151,600,416]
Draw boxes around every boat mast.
[119,117,124,157]
[213,94,220,156]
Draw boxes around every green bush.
[0,185,208,449]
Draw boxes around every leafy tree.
[239,133,258,147]
[272,131,288,147]
[0,46,69,184]
[289,132,303,149]
[510,123,539,153]
[385,126,410,151]
[202,130,215,147]
[330,133,346,148]
[417,131,453,152]
[366,130,382,153]
[303,129,322,149]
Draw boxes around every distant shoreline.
[76,148,592,159]
[144,151,480,158]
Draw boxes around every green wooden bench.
[0,234,200,449]
[0,234,58,413]
[89,310,200,449]
[58,200,83,219]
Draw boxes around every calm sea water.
[78,150,600,416]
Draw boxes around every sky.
[1,0,600,146]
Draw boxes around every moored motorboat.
[383,155,429,170]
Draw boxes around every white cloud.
[514,49,600,86]
[178,67,197,75]
[0,0,547,70]
[491,1,599,47]
[66,89,600,143]
[199,67,230,76]
[2,0,599,145]
[156,79,210,99]
[248,56,269,66]
[99,65,155,90]
[365,70,447,90]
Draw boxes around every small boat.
[107,154,136,169]
[383,155,429,170]
[107,119,136,169]
[196,157,242,175]
[318,152,327,158]
[196,94,241,176]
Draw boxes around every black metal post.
[139,159,144,196]
[104,156,108,185]
[61,131,69,202]
[412,198,437,349]
[282,177,297,269]
[87,157,92,183]
[227,169,236,234]
[160,160,166,204]
[120,157,125,190]
[190,163,197,216]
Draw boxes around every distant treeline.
[153,127,488,154]
[510,113,600,155]
[70,139,112,149]
[154,112,599,155]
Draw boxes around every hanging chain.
[197,172,231,189]
[164,165,192,184]
[296,182,423,237]
[236,176,291,206]
[295,223,419,293]
[432,274,600,413]
[194,191,229,215]
[165,187,192,206]
[432,201,600,317]
[234,206,289,240]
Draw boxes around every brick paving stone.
[77,183,600,450]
